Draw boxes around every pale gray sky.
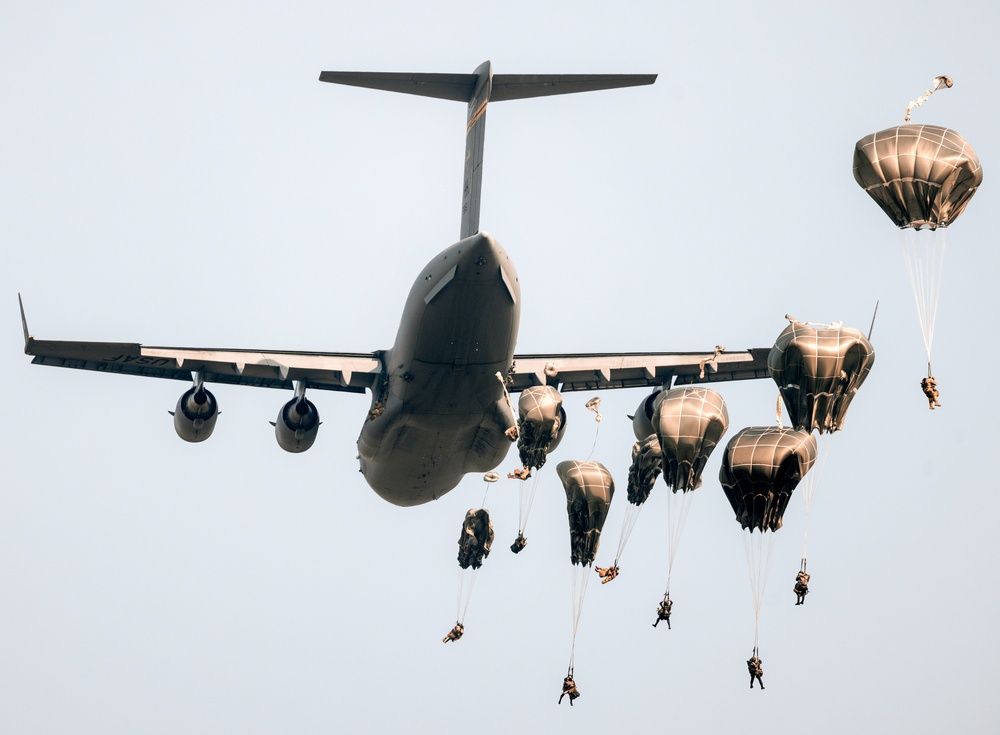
[3,1,998,733]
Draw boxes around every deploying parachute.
[557,460,615,689]
[720,427,816,652]
[447,507,495,643]
[457,508,494,570]
[509,387,566,552]
[853,77,983,390]
[768,317,875,434]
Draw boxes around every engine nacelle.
[173,385,219,442]
[274,396,320,453]
[630,390,661,440]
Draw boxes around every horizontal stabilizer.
[319,70,656,103]
[490,74,656,101]
[318,71,477,101]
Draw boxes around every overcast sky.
[3,2,999,733]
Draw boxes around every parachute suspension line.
[613,503,643,566]
[903,75,953,123]
[567,564,592,673]
[517,471,541,534]
[742,530,776,654]
[775,394,784,427]
[584,423,601,461]
[899,227,948,364]
[663,489,695,595]
[456,567,479,625]
[800,434,832,561]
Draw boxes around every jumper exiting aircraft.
[21,61,770,507]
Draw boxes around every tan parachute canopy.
[853,124,982,231]
[768,317,875,434]
[720,427,817,533]
[557,460,615,566]
[653,386,730,491]
[515,386,566,470]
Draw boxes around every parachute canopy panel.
[768,319,874,434]
[720,427,817,533]
[557,460,615,566]
[853,124,983,230]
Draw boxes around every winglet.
[18,293,31,352]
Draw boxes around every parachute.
[450,507,495,641]
[853,124,982,231]
[720,427,817,532]
[457,508,494,570]
[720,426,817,650]
[610,387,729,598]
[655,387,730,491]
[557,460,615,677]
[853,83,983,379]
[653,387,729,606]
[585,397,602,421]
[515,386,566,471]
[508,386,566,553]
[627,434,662,507]
[559,461,615,567]
[768,317,875,434]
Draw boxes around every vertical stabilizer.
[320,63,656,239]
[461,62,492,239]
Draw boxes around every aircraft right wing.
[508,348,772,393]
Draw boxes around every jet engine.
[629,390,662,440]
[273,394,320,453]
[171,384,219,442]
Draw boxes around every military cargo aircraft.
[21,62,770,507]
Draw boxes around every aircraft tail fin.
[320,63,656,238]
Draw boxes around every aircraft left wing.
[21,297,380,393]
[509,348,771,393]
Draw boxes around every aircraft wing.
[508,349,772,393]
[20,298,380,394]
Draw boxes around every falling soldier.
[921,376,941,410]
[653,596,673,628]
[747,653,764,690]
[442,623,464,644]
[507,466,531,481]
[595,565,619,584]
[794,570,810,605]
[558,673,580,706]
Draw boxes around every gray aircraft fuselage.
[322,62,656,506]
[357,232,520,506]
